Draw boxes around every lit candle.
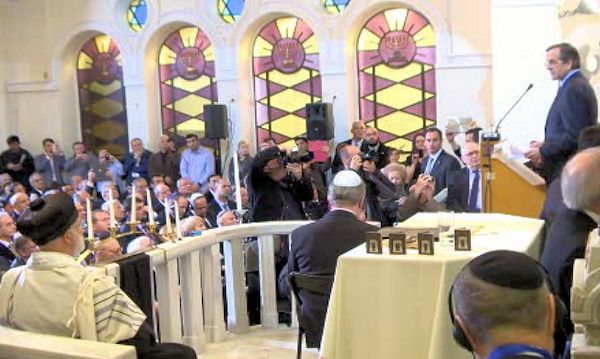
[233,151,242,211]
[146,188,155,226]
[108,189,116,227]
[86,198,94,240]
[130,185,136,223]
[165,199,172,235]
[174,201,182,239]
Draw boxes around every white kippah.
[333,170,362,187]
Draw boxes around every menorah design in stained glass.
[77,35,129,159]
[357,8,436,161]
[158,27,218,149]
[253,17,322,149]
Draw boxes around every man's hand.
[87,170,96,184]
[350,155,362,171]
[412,174,435,204]
[286,162,303,180]
[53,143,63,156]
[362,159,376,173]
[525,142,543,167]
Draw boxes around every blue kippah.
[467,250,545,290]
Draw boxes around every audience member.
[360,127,390,169]
[405,133,426,184]
[97,149,125,195]
[148,134,180,188]
[380,162,408,224]
[0,193,195,358]
[10,234,38,268]
[207,178,236,226]
[204,174,221,203]
[465,127,482,144]
[101,199,125,227]
[175,194,190,221]
[396,174,442,223]
[332,121,366,174]
[449,250,560,359]
[190,193,212,229]
[284,170,378,347]
[176,177,196,197]
[387,148,400,164]
[179,216,206,236]
[180,133,215,192]
[34,138,66,187]
[122,138,152,184]
[421,128,461,195]
[65,141,97,179]
[29,172,47,200]
[229,140,253,188]
[0,135,35,190]
[8,192,29,221]
[216,210,237,227]
[0,212,17,278]
[446,142,482,212]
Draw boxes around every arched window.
[218,0,245,24]
[158,27,218,149]
[77,34,129,159]
[357,8,436,160]
[322,0,351,14]
[253,17,322,148]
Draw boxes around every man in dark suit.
[332,121,366,174]
[34,138,66,187]
[447,142,481,212]
[421,127,461,195]
[526,43,598,183]
[285,170,378,347]
[0,213,17,279]
[122,138,153,184]
[360,127,390,169]
[206,178,236,227]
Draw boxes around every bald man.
[360,127,391,169]
[332,121,367,173]
[446,142,481,213]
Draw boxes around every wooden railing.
[102,221,308,355]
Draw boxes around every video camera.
[287,147,315,164]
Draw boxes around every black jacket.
[420,150,461,195]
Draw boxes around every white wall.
[0,0,493,157]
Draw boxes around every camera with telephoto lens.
[360,150,378,162]
[287,147,314,164]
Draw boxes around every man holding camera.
[360,127,390,170]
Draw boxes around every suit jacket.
[122,150,153,184]
[540,206,596,309]
[541,72,597,182]
[34,153,66,187]
[420,150,461,195]
[206,198,236,227]
[0,242,16,279]
[360,141,390,169]
[287,210,378,347]
[446,168,480,213]
[148,151,180,184]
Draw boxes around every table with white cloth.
[319,213,545,359]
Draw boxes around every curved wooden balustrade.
[103,221,309,355]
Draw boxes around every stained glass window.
[158,27,218,149]
[322,0,351,14]
[218,0,245,24]
[357,8,436,161]
[127,0,148,32]
[77,35,129,159]
[253,17,322,148]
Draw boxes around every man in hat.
[282,170,378,348]
[450,250,558,359]
[0,193,195,358]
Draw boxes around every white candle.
[146,188,155,226]
[108,189,116,227]
[233,151,242,211]
[130,185,136,223]
[86,198,94,240]
[165,199,172,235]
[174,201,182,239]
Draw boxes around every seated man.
[285,170,378,347]
[449,250,562,359]
[0,193,195,358]
[446,142,482,213]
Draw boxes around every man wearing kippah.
[0,193,195,358]
[282,170,378,348]
[449,250,563,359]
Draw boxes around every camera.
[287,147,314,164]
[104,154,110,160]
[360,151,378,162]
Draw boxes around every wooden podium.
[480,141,547,218]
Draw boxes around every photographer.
[396,174,442,222]
[292,137,330,219]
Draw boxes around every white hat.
[333,170,362,187]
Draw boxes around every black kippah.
[17,192,79,246]
[467,250,545,290]
[253,147,283,169]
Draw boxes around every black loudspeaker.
[204,104,228,139]
[306,103,334,141]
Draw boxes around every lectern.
[480,139,546,218]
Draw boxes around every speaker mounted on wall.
[306,102,334,141]
[204,104,228,139]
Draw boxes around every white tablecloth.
[319,213,544,359]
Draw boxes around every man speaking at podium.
[526,43,597,183]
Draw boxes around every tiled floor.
[199,326,319,358]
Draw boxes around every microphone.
[483,83,534,142]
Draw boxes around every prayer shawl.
[0,251,145,343]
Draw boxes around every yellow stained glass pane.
[357,28,380,52]
[258,68,314,87]
[385,138,412,151]
[377,111,427,137]
[303,35,319,54]
[89,80,122,96]
[204,44,215,61]
[269,113,307,138]
[365,83,433,110]
[176,118,205,134]
[276,17,297,39]
[259,88,316,113]
[253,36,274,58]
[364,63,424,82]
[171,76,212,93]
[179,27,199,47]
[384,8,408,31]
[78,52,93,70]
[168,94,212,117]
[414,24,436,47]
[278,139,297,151]
[95,35,112,53]
[90,98,124,119]
[93,120,126,142]
[218,0,226,13]
[159,46,177,65]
